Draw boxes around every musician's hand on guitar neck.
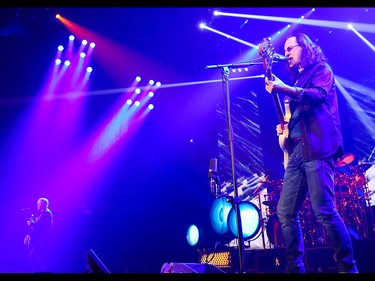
[265,75,287,94]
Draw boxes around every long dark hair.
[287,33,327,80]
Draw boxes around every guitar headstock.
[258,38,275,80]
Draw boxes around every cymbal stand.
[256,190,267,250]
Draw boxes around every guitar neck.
[272,93,285,129]
[267,70,285,129]
[260,39,290,169]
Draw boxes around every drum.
[349,165,367,191]
[227,202,261,240]
[334,171,350,188]
[266,213,284,248]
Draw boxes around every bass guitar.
[258,38,291,169]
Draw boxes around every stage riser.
[244,240,375,273]
[195,239,375,273]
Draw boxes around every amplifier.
[254,248,286,273]
[305,246,337,273]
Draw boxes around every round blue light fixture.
[210,197,232,235]
[186,224,200,247]
[228,202,261,239]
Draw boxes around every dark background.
[0,6,374,273]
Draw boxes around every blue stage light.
[209,197,232,235]
[186,224,200,247]
[227,202,260,239]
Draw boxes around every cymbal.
[336,153,355,167]
[262,200,278,207]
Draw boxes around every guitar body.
[279,96,291,169]
[259,39,291,170]
[279,136,289,168]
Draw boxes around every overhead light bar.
[213,10,375,33]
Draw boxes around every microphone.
[208,158,220,197]
[273,54,288,63]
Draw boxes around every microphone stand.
[205,60,262,273]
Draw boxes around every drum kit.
[334,153,375,240]
[259,153,375,248]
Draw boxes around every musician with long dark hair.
[24,197,53,273]
[264,33,358,273]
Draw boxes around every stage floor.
[204,239,375,273]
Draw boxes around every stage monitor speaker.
[163,262,225,273]
[305,246,337,273]
[254,248,286,273]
